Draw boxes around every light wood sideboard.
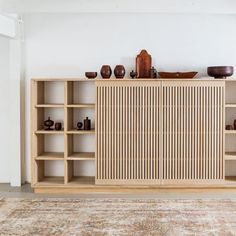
[31,78,236,193]
[96,80,225,185]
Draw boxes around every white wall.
[2,0,236,14]
[24,13,236,182]
[0,36,10,182]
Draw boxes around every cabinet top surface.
[32,77,236,82]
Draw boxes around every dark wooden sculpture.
[136,50,152,78]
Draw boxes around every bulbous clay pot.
[100,65,112,79]
[114,65,126,79]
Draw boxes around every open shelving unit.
[225,80,236,181]
[31,79,96,188]
[31,78,236,193]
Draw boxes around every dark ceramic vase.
[130,70,137,79]
[226,125,233,130]
[114,65,126,79]
[77,122,83,130]
[100,65,112,79]
[44,117,54,130]
[55,122,62,131]
[84,117,91,130]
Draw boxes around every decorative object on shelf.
[44,117,54,130]
[84,117,91,130]
[158,71,198,79]
[150,66,158,78]
[55,122,62,131]
[207,66,234,79]
[85,72,97,79]
[114,65,126,79]
[100,65,112,79]
[77,122,83,130]
[130,70,137,79]
[234,120,236,130]
[226,125,233,130]
[136,49,152,78]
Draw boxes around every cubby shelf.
[32,79,96,189]
[67,152,95,160]
[225,104,236,108]
[67,104,95,108]
[35,104,64,108]
[225,130,236,134]
[67,129,95,134]
[35,152,64,160]
[225,152,236,161]
[35,130,64,134]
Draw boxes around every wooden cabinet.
[96,81,161,184]
[162,81,225,184]
[96,80,225,185]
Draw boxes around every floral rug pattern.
[0,198,236,235]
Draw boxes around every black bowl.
[207,66,234,79]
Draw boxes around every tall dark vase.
[100,65,112,79]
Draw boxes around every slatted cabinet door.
[162,81,225,184]
[96,81,161,185]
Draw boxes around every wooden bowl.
[158,71,198,79]
[207,66,234,78]
[85,72,97,79]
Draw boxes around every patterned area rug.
[0,198,236,235]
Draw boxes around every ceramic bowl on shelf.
[158,71,198,79]
[207,66,234,79]
[85,72,97,79]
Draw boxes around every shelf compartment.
[35,152,64,160]
[34,134,64,158]
[34,107,64,131]
[67,81,95,105]
[67,104,95,108]
[66,107,95,131]
[35,104,64,108]
[66,159,95,184]
[67,152,95,160]
[33,160,65,185]
[35,81,65,105]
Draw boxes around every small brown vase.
[55,122,62,131]
[226,125,233,130]
[100,65,112,79]
[114,65,126,79]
